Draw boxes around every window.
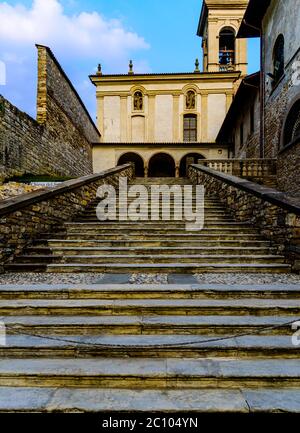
[250,105,255,134]
[186,90,196,110]
[219,27,235,70]
[133,91,143,111]
[283,99,300,147]
[240,122,244,148]
[273,35,284,86]
[183,114,197,142]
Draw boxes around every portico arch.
[179,153,206,177]
[148,153,176,178]
[118,152,145,177]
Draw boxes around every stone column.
[175,165,180,178]
[144,165,148,178]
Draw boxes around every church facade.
[90,0,248,177]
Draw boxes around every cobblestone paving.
[129,273,169,284]
[194,273,300,285]
[0,273,105,285]
[0,272,299,285]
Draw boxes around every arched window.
[183,114,197,142]
[273,34,284,86]
[219,27,235,70]
[283,99,300,147]
[186,90,196,110]
[133,91,143,111]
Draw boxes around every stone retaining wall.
[188,164,300,270]
[0,45,100,182]
[0,164,133,268]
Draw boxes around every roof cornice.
[90,71,241,86]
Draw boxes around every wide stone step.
[0,387,299,412]
[0,334,299,359]
[64,227,259,235]
[65,222,253,229]
[38,233,265,241]
[14,254,286,265]
[2,314,298,336]
[0,298,298,316]
[74,216,235,223]
[34,239,272,248]
[0,358,298,388]
[5,262,291,273]
[1,283,299,300]
[24,246,275,256]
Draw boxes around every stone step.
[0,358,298,388]
[2,314,298,336]
[5,262,291,273]
[0,334,299,359]
[24,246,275,256]
[39,233,265,242]
[33,239,272,248]
[0,298,298,316]
[1,283,299,300]
[65,222,252,229]
[14,254,286,265]
[74,216,235,223]
[0,386,299,412]
[64,227,259,234]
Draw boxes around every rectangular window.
[184,115,197,142]
[240,123,244,148]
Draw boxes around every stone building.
[216,72,260,158]
[90,0,249,177]
[236,0,300,196]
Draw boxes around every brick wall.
[0,45,100,182]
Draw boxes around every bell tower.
[197,0,248,75]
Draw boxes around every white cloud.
[0,0,149,58]
[0,0,150,116]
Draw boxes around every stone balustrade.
[198,158,277,181]
[188,163,300,270]
[0,164,134,268]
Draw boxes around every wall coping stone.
[191,164,300,215]
[0,164,132,217]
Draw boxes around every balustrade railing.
[197,159,277,180]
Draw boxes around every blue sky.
[0,0,260,119]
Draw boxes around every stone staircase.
[0,282,299,412]
[5,177,291,274]
[1,177,299,412]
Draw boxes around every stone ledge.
[191,163,300,214]
[0,164,132,217]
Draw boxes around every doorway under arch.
[118,152,145,177]
[148,153,176,178]
[179,153,205,177]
